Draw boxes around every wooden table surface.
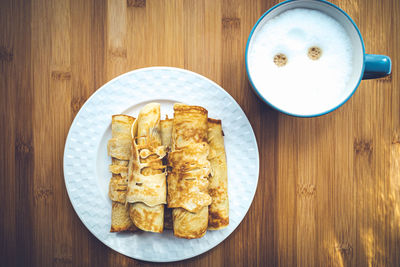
[1,0,399,266]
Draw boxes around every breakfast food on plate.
[207,119,229,230]
[107,115,137,232]
[126,103,167,233]
[168,104,212,238]
[107,103,229,238]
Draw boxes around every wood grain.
[0,0,399,266]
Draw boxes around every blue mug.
[245,0,392,117]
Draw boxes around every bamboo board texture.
[0,0,399,266]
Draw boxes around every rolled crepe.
[168,103,211,239]
[126,103,166,233]
[207,119,229,230]
[107,115,137,232]
[160,119,174,230]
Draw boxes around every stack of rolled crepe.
[107,103,229,237]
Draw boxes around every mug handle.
[362,54,392,80]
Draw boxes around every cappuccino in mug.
[248,8,353,115]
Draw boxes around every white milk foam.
[248,8,353,115]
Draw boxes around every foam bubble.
[248,8,353,115]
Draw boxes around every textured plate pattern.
[63,67,259,262]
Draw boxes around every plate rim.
[63,66,260,262]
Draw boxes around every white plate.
[63,67,259,262]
